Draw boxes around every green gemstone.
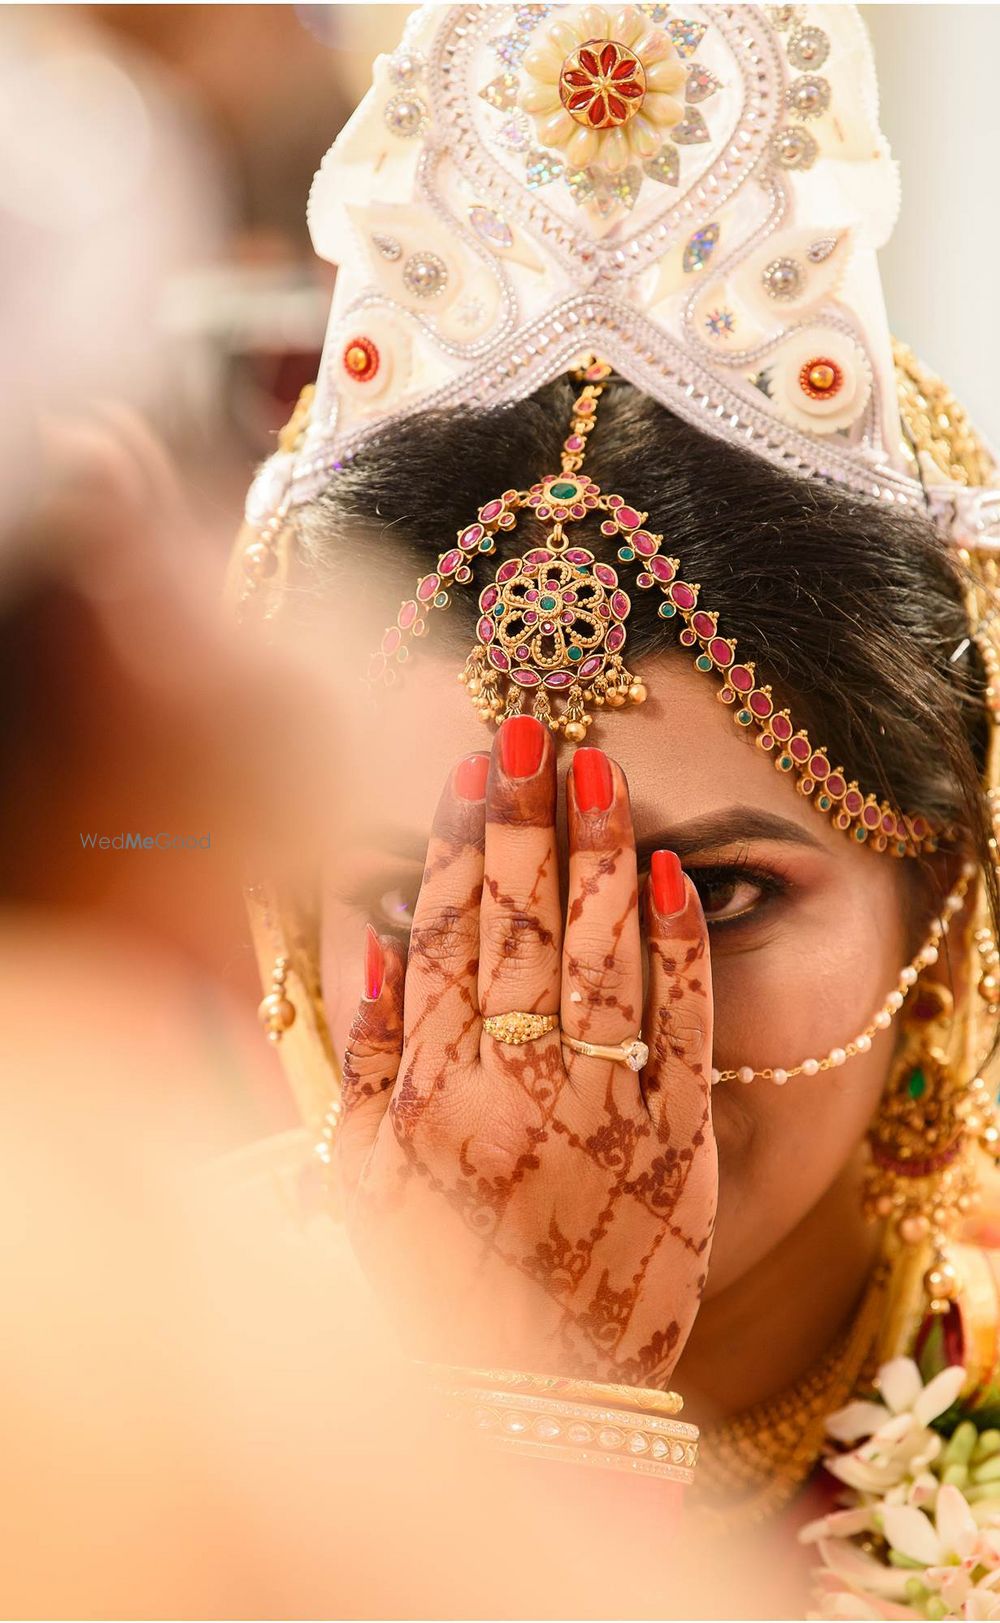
[818,795,831,810]
[568,646,583,661]
[696,655,713,672]
[778,755,793,771]
[493,604,505,616]
[549,481,577,500]
[540,595,557,611]
[658,602,676,618]
[398,645,409,662]
[855,827,868,842]
[736,709,752,725]
[479,537,493,551]
[434,591,448,607]
[908,1068,927,1101]
[618,547,635,562]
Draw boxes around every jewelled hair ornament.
[238,2,1000,861]
[373,356,942,856]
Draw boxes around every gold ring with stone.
[562,1033,649,1072]
[482,1012,560,1046]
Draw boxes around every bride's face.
[321,644,917,1298]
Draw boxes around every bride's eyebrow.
[634,807,826,865]
[349,823,434,864]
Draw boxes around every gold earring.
[863,978,998,1313]
[258,954,296,1043]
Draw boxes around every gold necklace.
[691,1265,888,1525]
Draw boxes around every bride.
[234,4,1000,1611]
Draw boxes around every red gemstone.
[417,573,440,601]
[633,532,656,556]
[808,754,829,780]
[649,556,676,582]
[670,582,696,609]
[460,523,484,549]
[748,691,772,718]
[708,637,733,666]
[617,506,641,530]
[568,90,592,111]
[691,612,715,638]
[730,666,753,691]
[611,589,630,618]
[342,335,379,383]
[771,714,793,741]
[613,56,637,79]
[599,43,616,73]
[606,625,625,652]
[882,813,897,834]
[477,617,494,642]
[565,434,585,451]
[606,94,627,120]
[398,600,418,629]
[564,70,590,87]
[862,804,880,828]
[439,549,462,574]
[912,816,929,839]
[844,791,864,814]
[826,774,846,798]
[789,737,810,762]
[616,79,643,97]
[382,626,401,654]
[480,499,503,522]
[578,47,600,74]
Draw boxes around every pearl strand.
[710,862,975,1087]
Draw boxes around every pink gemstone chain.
[368,359,948,859]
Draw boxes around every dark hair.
[295,376,993,915]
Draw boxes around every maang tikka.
[370,357,945,860]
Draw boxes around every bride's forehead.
[338,652,834,847]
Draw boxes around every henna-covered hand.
[335,717,718,1387]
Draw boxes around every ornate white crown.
[243,2,997,548]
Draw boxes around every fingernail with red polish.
[454,753,490,801]
[572,747,614,814]
[651,850,686,919]
[363,924,384,1002]
[498,715,545,779]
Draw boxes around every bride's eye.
[686,865,786,927]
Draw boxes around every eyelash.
[353,857,792,939]
[680,861,790,930]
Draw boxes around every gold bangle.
[422,1362,684,1417]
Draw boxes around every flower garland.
[803,1360,1000,1619]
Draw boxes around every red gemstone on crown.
[559,37,647,131]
